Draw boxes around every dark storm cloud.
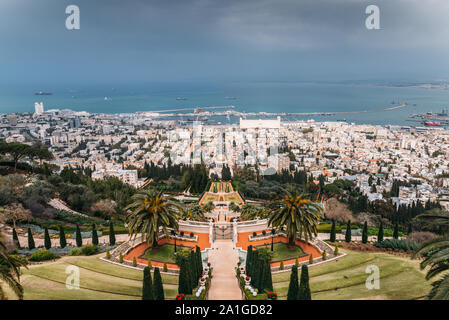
[0,0,448,84]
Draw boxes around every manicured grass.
[256,242,306,261]
[140,244,193,264]
[224,193,243,205]
[3,254,179,300]
[272,249,431,300]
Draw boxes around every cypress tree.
[178,258,192,294]
[264,258,273,291]
[92,224,98,246]
[153,267,165,300]
[309,254,313,265]
[44,227,51,249]
[362,221,368,244]
[189,251,197,288]
[246,245,253,277]
[407,223,412,235]
[59,225,67,248]
[142,266,154,300]
[196,246,203,278]
[298,264,311,300]
[109,222,116,246]
[330,220,336,242]
[287,265,299,300]
[377,222,384,242]
[28,228,35,250]
[345,220,351,243]
[393,223,399,239]
[12,228,20,248]
[75,224,82,247]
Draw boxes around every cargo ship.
[35,91,52,96]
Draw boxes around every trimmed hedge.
[374,239,419,252]
[29,250,60,262]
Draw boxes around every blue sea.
[1,82,449,125]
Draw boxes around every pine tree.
[12,228,20,248]
[59,225,67,248]
[345,220,351,243]
[393,223,399,239]
[246,245,253,277]
[44,227,51,249]
[362,221,368,244]
[153,267,165,300]
[287,265,299,300]
[330,220,336,242]
[142,266,154,300]
[92,224,98,246]
[264,259,273,291]
[298,264,311,300]
[27,227,35,250]
[109,222,116,246]
[377,222,384,242]
[75,224,82,247]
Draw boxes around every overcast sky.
[1,0,449,85]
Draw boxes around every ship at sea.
[35,91,52,96]
[424,121,444,127]
[176,97,187,100]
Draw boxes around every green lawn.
[272,249,431,300]
[3,253,179,300]
[140,244,192,264]
[224,193,244,205]
[256,242,306,261]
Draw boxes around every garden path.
[207,240,242,300]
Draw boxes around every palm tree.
[413,210,449,299]
[125,189,181,247]
[267,188,323,247]
[181,205,205,221]
[0,233,27,300]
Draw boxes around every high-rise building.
[34,102,44,115]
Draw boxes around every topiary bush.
[29,250,60,262]
[119,252,124,263]
[133,256,137,267]
[80,245,99,256]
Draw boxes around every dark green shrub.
[329,220,336,242]
[12,228,20,248]
[29,250,60,262]
[92,224,98,246]
[80,244,99,256]
[298,264,311,300]
[362,221,368,244]
[75,224,82,247]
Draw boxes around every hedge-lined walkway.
[207,240,242,300]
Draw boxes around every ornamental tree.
[287,265,299,300]
[27,227,35,249]
[362,221,368,244]
[345,220,351,243]
[59,225,67,248]
[142,266,154,300]
[92,223,98,246]
[109,221,116,246]
[153,267,165,300]
[298,264,311,300]
[75,224,82,247]
[330,220,336,242]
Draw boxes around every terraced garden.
[272,249,431,300]
[3,254,178,300]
